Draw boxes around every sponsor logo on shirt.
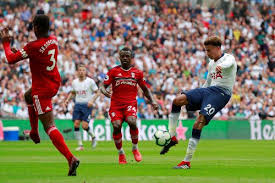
[77,90,87,95]
[115,80,137,87]
[211,70,223,79]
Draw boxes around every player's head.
[32,14,50,37]
[119,47,134,69]
[204,36,222,60]
[77,64,86,79]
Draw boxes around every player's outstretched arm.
[139,84,159,111]
[202,72,212,88]
[0,28,26,64]
[100,84,111,98]
[88,90,101,107]
[64,91,76,108]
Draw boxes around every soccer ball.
[154,130,171,146]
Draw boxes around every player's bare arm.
[0,28,12,42]
[0,28,25,64]
[100,84,111,98]
[64,91,76,108]
[87,89,101,107]
[139,84,159,111]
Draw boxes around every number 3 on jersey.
[47,49,56,71]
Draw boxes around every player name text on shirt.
[39,39,58,53]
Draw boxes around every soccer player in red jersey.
[0,15,79,176]
[101,47,159,164]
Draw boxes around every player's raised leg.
[34,94,79,175]
[174,86,231,169]
[160,94,188,155]
[174,114,205,169]
[126,116,142,162]
[24,88,40,144]
[39,111,80,175]
[112,120,126,164]
[82,121,97,148]
[74,120,83,151]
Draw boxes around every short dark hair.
[33,14,50,33]
[77,63,86,70]
[204,36,222,47]
[120,47,134,58]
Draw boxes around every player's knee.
[194,115,206,130]
[24,91,32,104]
[173,94,187,106]
[128,122,137,130]
[43,122,54,132]
[74,120,80,128]
[126,117,136,128]
[112,122,121,131]
[82,122,89,130]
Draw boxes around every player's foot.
[68,156,80,176]
[29,131,40,144]
[132,149,142,162]
[173,161,191,169]
[75,146,84,151]
[91,137,97,148]
[119,154,127,164]
[160,136,178,155]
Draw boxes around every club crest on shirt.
[131,72,135,78]
[104,75,109,81]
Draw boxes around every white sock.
[86,127,95,138]
[184,137,199,162]
[132,143,138,150]
[118,148,125,155]
[168,112,180,137]
[74,131,83,147]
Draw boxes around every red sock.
[46,126,73,163]
[130,128,139,144]
[113,133,122,150]
[27,104,38,133]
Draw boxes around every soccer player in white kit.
[64,64,100,151]
[160,36,237,169]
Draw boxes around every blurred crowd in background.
[0,0,274,121]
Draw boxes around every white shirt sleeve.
[90,79,99,91]
[71,80,76,92]
[203,61,212,88]
[218,55,235,69]
[203,72,212,88]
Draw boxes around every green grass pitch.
[0,140,274,183]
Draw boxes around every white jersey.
[203,53,237,94]
[72,77,98,103]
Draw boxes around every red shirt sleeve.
[103,69,113,86]
[137,71,147,88]
[3,42,29,64]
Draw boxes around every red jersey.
[104,66,146,106]
[4,35,61,96]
